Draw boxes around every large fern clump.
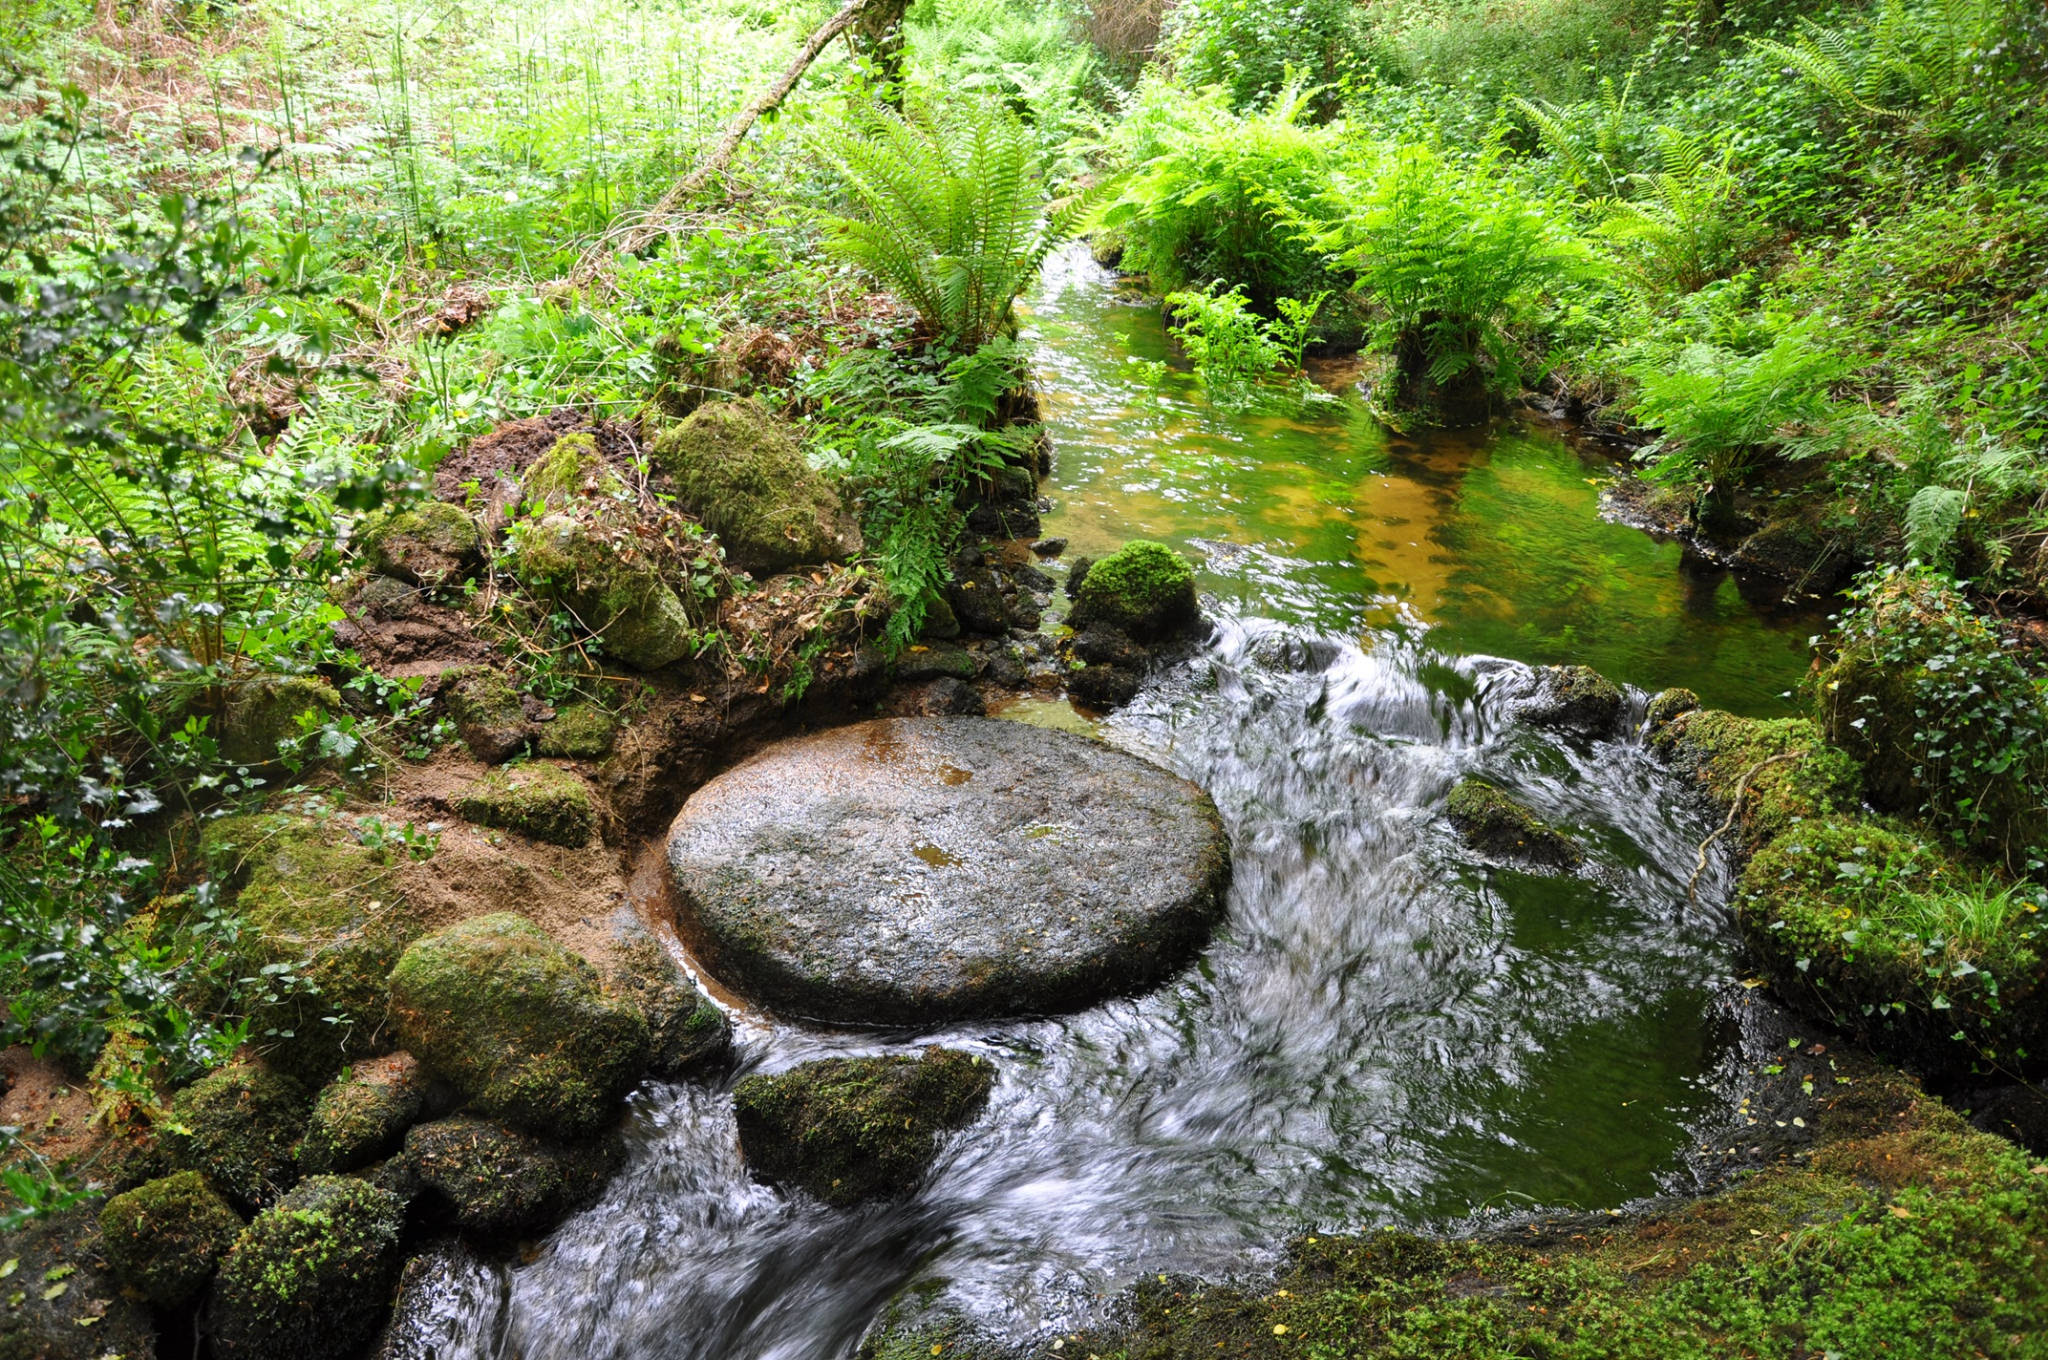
[811,98,1088,351]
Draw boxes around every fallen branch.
[567,0,874,286]
[1686,750,1804,909]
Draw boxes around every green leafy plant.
[1599,126,1757,298]
[1164,282,1326,402]
[1748,0,2000,129]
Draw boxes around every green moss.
[162,1064,310,1210]
[1643,686,1699,733]
[387,913,650,1138]
[1816,568,2048,868]
[97,1170,244,1306]
[535,702,616,759]
[508,510,697,671]
[298,1059,426,1175]
[606,931,731,1078]
[453,762,597,847]
[220,673,342,767]
[519,430,609,505]
[732,1047,994,1207]
[442,664,531,763]
[1653,709,1862,853]
[358,500,482,589]
[1520,663,1625,734]
[402,1116,622,1235]
[209,1175,404,1360]
[649,399,860,574]
[1444,777,1580,870]
[202,812,423,1082]
[1070,539,1200,640]
[1739,816,2048,1066]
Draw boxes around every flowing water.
[402,249,1823,1360]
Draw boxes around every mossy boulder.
[201,813,424,1081]
[535,702,616,759]
[650,399,861,575]
[1644,686,1701,733]
[98,1170,244,1307]
[606,927,731,1078]
[162,1065,311,1210]
[1738,816,2048,1066]
[1444,777,1580,871]
[387,913,651,1138]
[0,1206,158,1360]
[1518,664,1625,737]
[297,1053,428,1175]
[441,665,531,764]
[453,761,597,848]
[1653,710,1862,854]
[1815,568,2048,869]
[519,430,607,506]
[732,1048,995,1207]
[508,510,698,671]
[1068,540,1200,641]
[207,1176,404,1360]
[402,1117,623,1236]
[220,673,342,767]
[359,500,482,589]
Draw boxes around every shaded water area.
[402,250,1821,1359]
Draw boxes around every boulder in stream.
[402,1117,623,1236]
[664,716,1229,1025]
[1517,664,1625,738]
[1444,776,1580,871]
[732,1048,994,1207]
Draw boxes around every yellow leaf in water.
[39,1282,66,1302]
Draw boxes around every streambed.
[396,248,1822,1360]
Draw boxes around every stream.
[395,246,1824,1360]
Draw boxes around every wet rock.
[666,717,1230,1024]
[896,642,979,683]
[388,913,650,1138]
[371,1239,487,1359]
[651,400,861,574]
[1518,664,1625,737]
[162,1064,311,1211]
[1069,540,1201,641]
[208,1176,404,1360]
[220,672,343,767]
[0,1206,158,1360]
[1731,512,1853,593]
[605,921,731,1079]
[201,813,423,1082]
[359,501,482,590]
[1071,624,1148,670]
[98,1170,244,1307]
[732,1048,994,1207]
[918,591,963,640]
[1030,537,1066,558]
[1066,662,1142,709]
[1065,555,1093,598]
[453,761,597,848]
[981,645,1028,689]
[1012,562,1056,593]
[945,566,1010,635]
[535,702,616,759]
[402,1117,622,1236]
[298,1053,430,1175]
[910,676,987,716]
[1644,686,1700,733]
[1444,777,1580,871]
[441,665,531,763]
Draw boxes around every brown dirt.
[0,1047,151,1194]
[332,578,501,679]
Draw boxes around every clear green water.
[1027,249,1817,716]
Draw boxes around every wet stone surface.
[664,716,1230,1024]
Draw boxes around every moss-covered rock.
[207,1175,404,1360]
[1444,777,1580,870]
[1644,686,1701,733]
[1518,664,1625,736]
[297,1053,428,1175]
[1068,540,1200,641]
[0,1205,158,1360]
[359,500,482,589]
[220,673,342,767]
[650,399,861,575]
[162,1065,310,1210]
[201,813,424,1081]
[453,762,597,848]
[402,1116,623,1236]
[732,1048,994,1207]
[508,510,698,671]
[97,1170,244,1307]
[1815,568,2048,869]
[535,702,616,759]
[519,430,607,506]
[1738,816,2048,1066]
[1653,710,1861,854]
[606,929,731,1078]
[441,664,531,764]
[387,913,650,1138]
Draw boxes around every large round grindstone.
[664,717,1230,1025]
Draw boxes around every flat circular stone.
[665,717,1230,1024]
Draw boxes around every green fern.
[1599,126,1753,297]
[1509,71,1641,201]
[1748,0,1998,127]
